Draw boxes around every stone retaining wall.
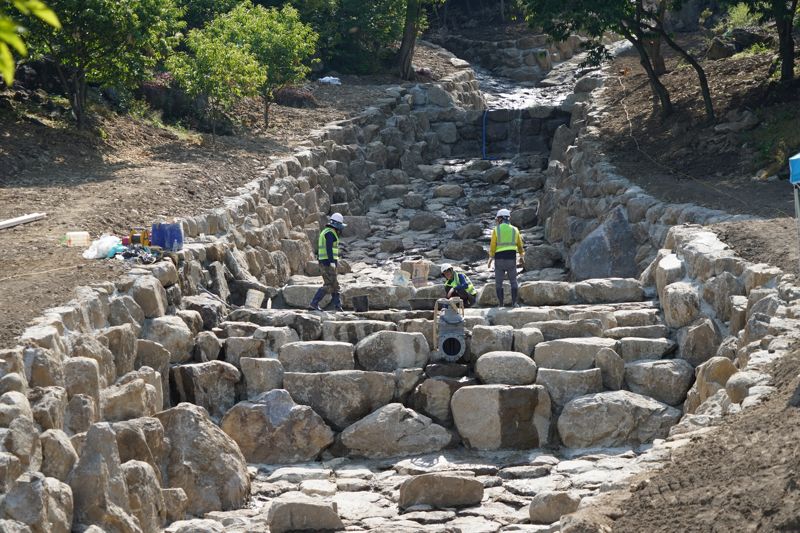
[541,71,800,438]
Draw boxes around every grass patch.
[743,102,800,175]
[734,42,772,58]
[715,3,761,33]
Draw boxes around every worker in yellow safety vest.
[441,263,477,307]
[309,213,347,312]
[487,208,524,307]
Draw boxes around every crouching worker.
[441,263,477,308]
[309,213,346,312]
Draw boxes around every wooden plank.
[0,212,47,230]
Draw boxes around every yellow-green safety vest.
[495,223,518,253]
[317,227,339,261]
[445,270,477,296]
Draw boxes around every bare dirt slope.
[611,349,800,532]
[0,46,457,348]
[597,41,799,276]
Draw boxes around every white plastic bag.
[82,234,121,260]
[318,76,341,85]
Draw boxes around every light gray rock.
[155,403,250,516]
[130,276,167,319]
[535,368,603,412]
[529,490,581,524]
[662,282,700,328]
[570,208,638,281]
[170,361,240,421]
[355,331,429,372]
[618,338,676,362]
[409,377,474,426]
[266,496,344,533]
[476,351,538,385]
[100,378,154,423]
[518,281,572,306]
[573,278,643,303]
[340,403,451,459]
[685,357,738,414]
[399,474,484,510]
[279,341,355,373]
[68,423,140,532]
[283,371,396,430]
[534,338,618,370]
[40,430,78,482]
[678,318,722,367]
[122,460,165,533]
[239,358,283,399]
[513,328,545,356]
[594,348,624,390]
[409,213,446,232]
[470,325,514,361]
[451,385,551,450]
[624,359,695,406]
[0,472,72,533]
[726,371,770,404]
[221,390,334,463]
[558,391,682,448]
[534,319,604,341]
[141,316,195,364]
[322,321,397,344]
[254,326,301,356]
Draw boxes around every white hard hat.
[329,212,347,227]
[440,263,453,273]
[496,208,511,218]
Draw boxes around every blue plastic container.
[791,153,800,185]
[150,222,183,251]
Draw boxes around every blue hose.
[482,109,498,161]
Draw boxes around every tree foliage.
[207,1,318,126]
[0,0,60,84]
[167,27,266,136]
[521,0,715,120]
[175,0,238,29]
[28,0,183,127]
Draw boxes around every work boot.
[331,293,344,312]
[496,287,504,308]
[308,288,326,311]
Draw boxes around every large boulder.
[141,317,194,364]
[557,391,682,448]
[529,490,581,524]
[399,474,484,510]
[451,385,551,450]
[283,371,395,430]
[155,404,250,516]
[342,285,415,310]
[266,495,344,533]
[678,318,722,367]
[493,308,552,329]
[130,276,167,319]
[239,358,284,399]
[595,348,624,390]
[535,368,603,413]
[410,377,475,426]
[253,326,301,356]
[321,320,396,344]
[662,282,700,328]
[279,341,355,373]
[221,390,334,464]
[470,325,514,361]
[685,357,738,414]
[111,418,167,486]
[340,404,450,459]
[170,361,240,421]
[475,351,537,385]
[518,282,572,306]
[40,430,78,482]
[533,319,604,341]
[100,378,155,423]
[409,212,446,231]
[0,472,73,533]
[534,338,618,370]
[122,461,165,533]
[67,423,140,532]
[573,278,643,303]
[569,207,638,280]
[355,331,429,372]
[624,359,695,406]
[513,328,545,356]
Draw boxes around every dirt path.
[0,45,460,348]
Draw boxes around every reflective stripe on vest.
[495,223,517,253]
[445,270,477,296]
[318,227,339,261]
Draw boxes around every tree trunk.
[774,0,797,83]
[656,25,715,121]
[398,0,421,80]
[644,34,667,75]
[263,95,271,129]
[72,72,86,129]
[500,0,505,21]
[622,27,673,118]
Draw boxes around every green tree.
[167,28,266,137]
[175,0,238,29]
[720,0,798,83]
[28,0,183,127]
[0,0,60,85]
[521,0,715,120]
[208,2,318,127]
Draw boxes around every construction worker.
[309,213,346,312]
[441,264,477,308]
[487,208,524,307]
